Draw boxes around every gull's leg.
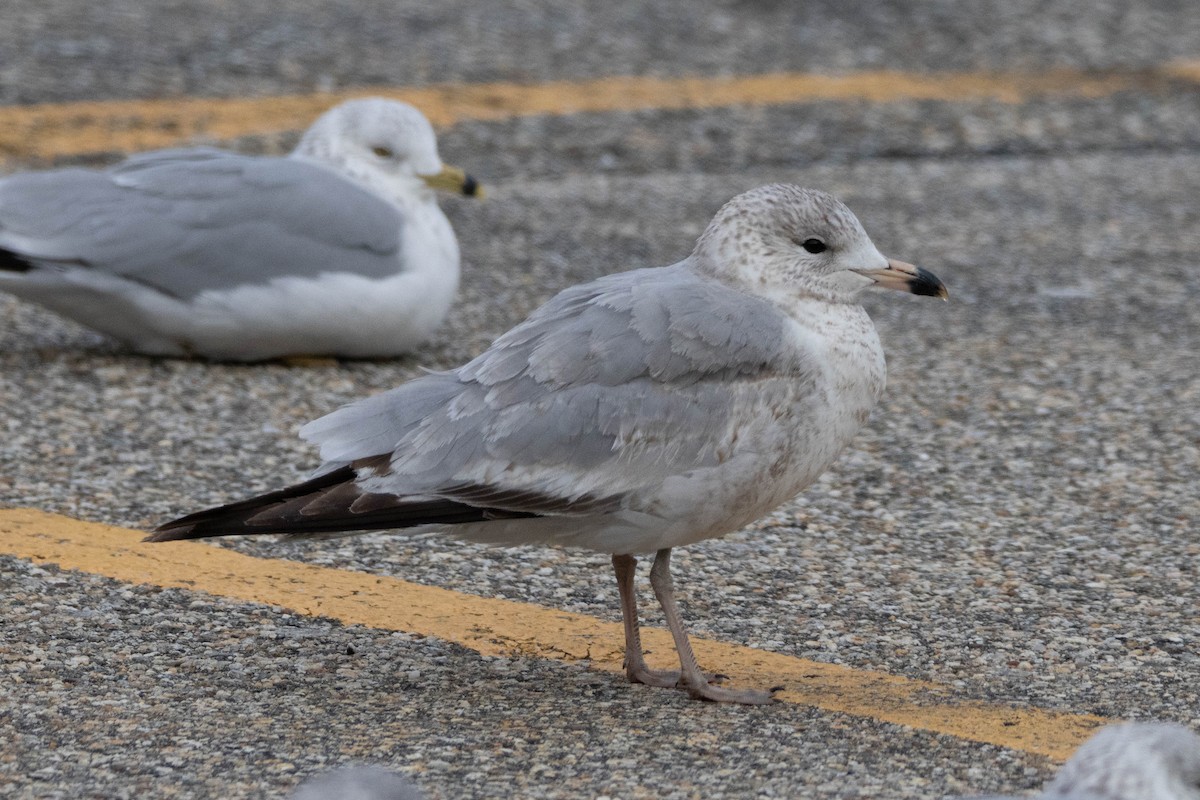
[612,553,679,688]
[649,548,777,705]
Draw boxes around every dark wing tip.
[142,466,361,543]
[0,247,35,273]
[143,523,198,543]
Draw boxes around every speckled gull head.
[293,98,481,204]
[1040,722,1200,800]
[692,183,947,303]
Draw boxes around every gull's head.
[692,184,945,304]
[1045,723,1200,800]
[293,98,481,203]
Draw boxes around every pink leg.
[649,548,777,705]
[612,553,680,688]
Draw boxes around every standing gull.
[150,184,947,703]
[0,98,480,361]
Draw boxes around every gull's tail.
[146,466,536,542]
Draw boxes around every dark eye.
[800,238,827,254]
[372,146,394,158]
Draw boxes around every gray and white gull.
[290,766,425,800]
[0,98,480,360]
[966,722,1200,800]
[150,183,947,703]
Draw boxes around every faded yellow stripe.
[1,61,1197,163]
[1,508,1104,758]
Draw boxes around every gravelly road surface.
[2,2,1199,798]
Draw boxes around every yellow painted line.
[1,508,1105,758]
[1,60,1198,163]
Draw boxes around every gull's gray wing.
[0,149,403,298]
[290,767,426,800]
[302,263,815,516]
[151,263,820,541]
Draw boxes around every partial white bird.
[966,722,1200,800]
[150,184,947,703]
[290,766,426,800]
[0,98,480,361]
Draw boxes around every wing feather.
[300,264,814,520]
[0,150,404,298]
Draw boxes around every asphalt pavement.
[2,1,1199,798]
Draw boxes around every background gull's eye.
[800,238,827,254]
[372,146,394,158]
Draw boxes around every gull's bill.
[421,164,484,198]
[855,258,948,299]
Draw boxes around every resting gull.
[150,184,947,703]
[290,766,426,800]
[0,98,480,360]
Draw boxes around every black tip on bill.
[909,266,949,299]
[461,174,480,197]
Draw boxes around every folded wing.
[152,264,815,540]
[0,149,403,298]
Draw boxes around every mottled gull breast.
[151,183,947,703]
[0,98,481,360]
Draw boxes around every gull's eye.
[800,238,827,254]
[371,146,394,158]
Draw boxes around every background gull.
[0,98,480,361]
[289,766,426,800]
[150,183,947,704]
[964,722,1200,800]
